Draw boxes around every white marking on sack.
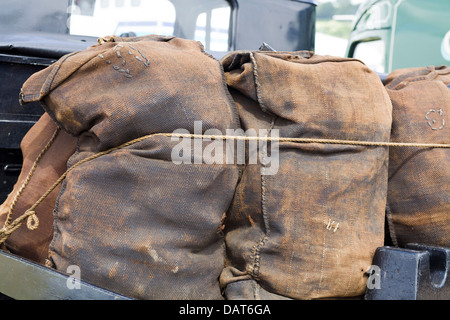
[426,108,445,130]
[326,218,339,232]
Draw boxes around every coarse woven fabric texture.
[220,51,393,300]
[384,66,450,247]
[0,113,76,264]
[19,35,241,299]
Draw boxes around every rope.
[0,131,449,245]
[2,127,61,230]
[166,133,450,149]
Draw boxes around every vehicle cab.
[346,0,450,74]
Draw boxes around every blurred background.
[314,0,365,57]
[1,0,449,74]
[316,0,450,73]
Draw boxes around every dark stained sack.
[18,35,241,299]
[219,51,393,299]
[0,113,77,264]
[384,66,450,247]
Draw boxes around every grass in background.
[316,19,353,39]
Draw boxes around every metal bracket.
[365,243,450,300]
[258,42,276,52]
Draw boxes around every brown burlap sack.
[384,66,450,247]
[220,51,392,299]
[0,113,76,264]
[17,35,240,299]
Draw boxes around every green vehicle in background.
[346,0,450,74]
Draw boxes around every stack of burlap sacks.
[0,35,448,299]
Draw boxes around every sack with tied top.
[15,35,241,299]
[219,51,393,299]
[384,66,450,248]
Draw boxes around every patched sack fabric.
[219,51,393,299]
[0,113,76,264]
[18,35,240,299]
[384,66,450,247]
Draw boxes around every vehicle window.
[441,30,450,61]
[354,0,391,31]
[353,40,385,73]
[195,7,230,52]
[69,0,176,37]
[68,0,232,52]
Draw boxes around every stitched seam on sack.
[249,52,269,114]
[40,51,81,99]
[391,70,440,90]
[250,147,272,280]
[20,52,75,102]
[249,108,276,283]
[261,119,275,235]
[251,279,261,300]
[386,66,435,90]
[250,50,274,253]
[235,50,365,66]
[250,51,270,281]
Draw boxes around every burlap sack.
[0,113,76,264]
[18,35,240,299]
[384,66,450,247]
[220,51,392,299]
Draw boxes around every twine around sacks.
[0,126,61,244]
[0,131,449,245]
